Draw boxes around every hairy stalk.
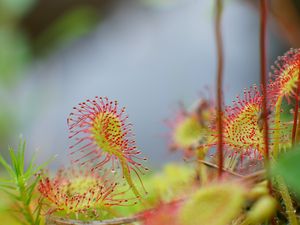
[260,0,270,162]
[292,72,300,144]
[276,176,298,225]
[273,96,283,158]
[215,0,224,179]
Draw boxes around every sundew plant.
[2,1,300,225]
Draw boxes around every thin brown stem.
[198,160,243,178]
[198,160,266,183]
[260,0,269,161]
[215,0,224,179]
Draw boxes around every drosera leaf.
[38,166,132,219]
[68,97,148,198]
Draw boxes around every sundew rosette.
[204,86,265,158]
[205,86,283,170]
[207,86,289,168]
[223,86,265,154]
[38,168,133,218]
[68,97,147,197]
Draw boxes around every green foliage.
[0,0,36,19]
[271,145,300,197]
[0,140,50,225]
[35,6,99,54]
[0,28,31,85]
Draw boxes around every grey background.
[10,0,284,169]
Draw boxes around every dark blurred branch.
[247,0,300,47]
[270,0,300,47]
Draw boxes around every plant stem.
[292,72,300,145]
[276,176,298,225]
[260,2,274,212]
[198,159,244,178]
[215,0,224,179]
[296,111,300,142]
[260,0,269,162]
[273,96,283,159]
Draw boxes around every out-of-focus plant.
[0,140,49,225]
[139,180,276,225]
[167,98,215,158]
[180,182,246,225]
[150,163,195,201]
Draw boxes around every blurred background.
[0,0,297,169]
